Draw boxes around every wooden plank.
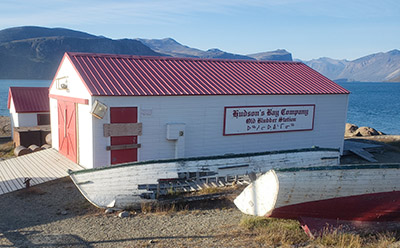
[106,144,142,151]
[3,159,31,187]
[103,123,142,137]
[0,148,83,195]
[17,154,51,183]
[349,148,378,162]
[14,125,51,132]
[0,165,13,194]
[1,160,24,190]
[32,150,65,177]
[344,140,383,151]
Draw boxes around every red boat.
[234,164,400,235]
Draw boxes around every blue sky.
[1,0,399,60]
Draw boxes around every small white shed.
[49,52,349,169]
[8,87,50,133]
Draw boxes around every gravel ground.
[0,178,254,248]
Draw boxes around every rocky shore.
[345,123,385,137]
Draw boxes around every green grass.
[239,216,309,246]
[239,216,399,247]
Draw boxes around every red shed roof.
[8,87,49,113]
[61,52,349,96]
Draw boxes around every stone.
[345,123,358,137]
[118,211,130,218]
[105,208,115,214]
[355,126,379,136]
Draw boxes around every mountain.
[247,49,293,61]
[337,50,400,82]
[0,27,291,79]
[303,50,400,82]
[388,75,400,82]
[137,38,255,60]
[0,26,97,43]
[303,57,349,81]
[1,26,398,82]
[136,38,203,58]
[0,27,162,79]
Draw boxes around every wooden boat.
[234,164,400,235]
[68,148,339,210]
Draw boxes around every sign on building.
[223,105,315,135]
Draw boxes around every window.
[37,114,50,126]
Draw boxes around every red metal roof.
[8,87,49,113]
[63,52,349,96]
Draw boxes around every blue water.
[338,82,400,135]
[0,79,51,116]
[0,80,399,134]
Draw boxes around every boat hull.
[234,164,400,233]
[270,191,400,222]
[69,148,340,209]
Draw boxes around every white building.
[49,52,349,169]
[8,87,50,134]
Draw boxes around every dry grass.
[0,140,14,158]
[316,229,399,248]
[315,229,363,248]
[239,215,400,247]
[140,202,189,215]
[370,136,400,151]
[197,186,224,195]
[239,216,309,246]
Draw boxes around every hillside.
[136,38,204,58]
[0,27,294,79]
[0,26,97,43]
[137,38,256,60]
[0,27,162,79]
[302,58,349,81]
[137,38,293,61]
[338,50,400,82]
[303,50,400,82]
[247,49,293,61]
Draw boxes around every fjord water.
[338,82,400,135]
[0,80,399,134]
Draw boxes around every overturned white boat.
[234,164,400,233]
[69,147,340,210]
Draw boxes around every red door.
[110,107,138,165]
[58,101,77,163]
